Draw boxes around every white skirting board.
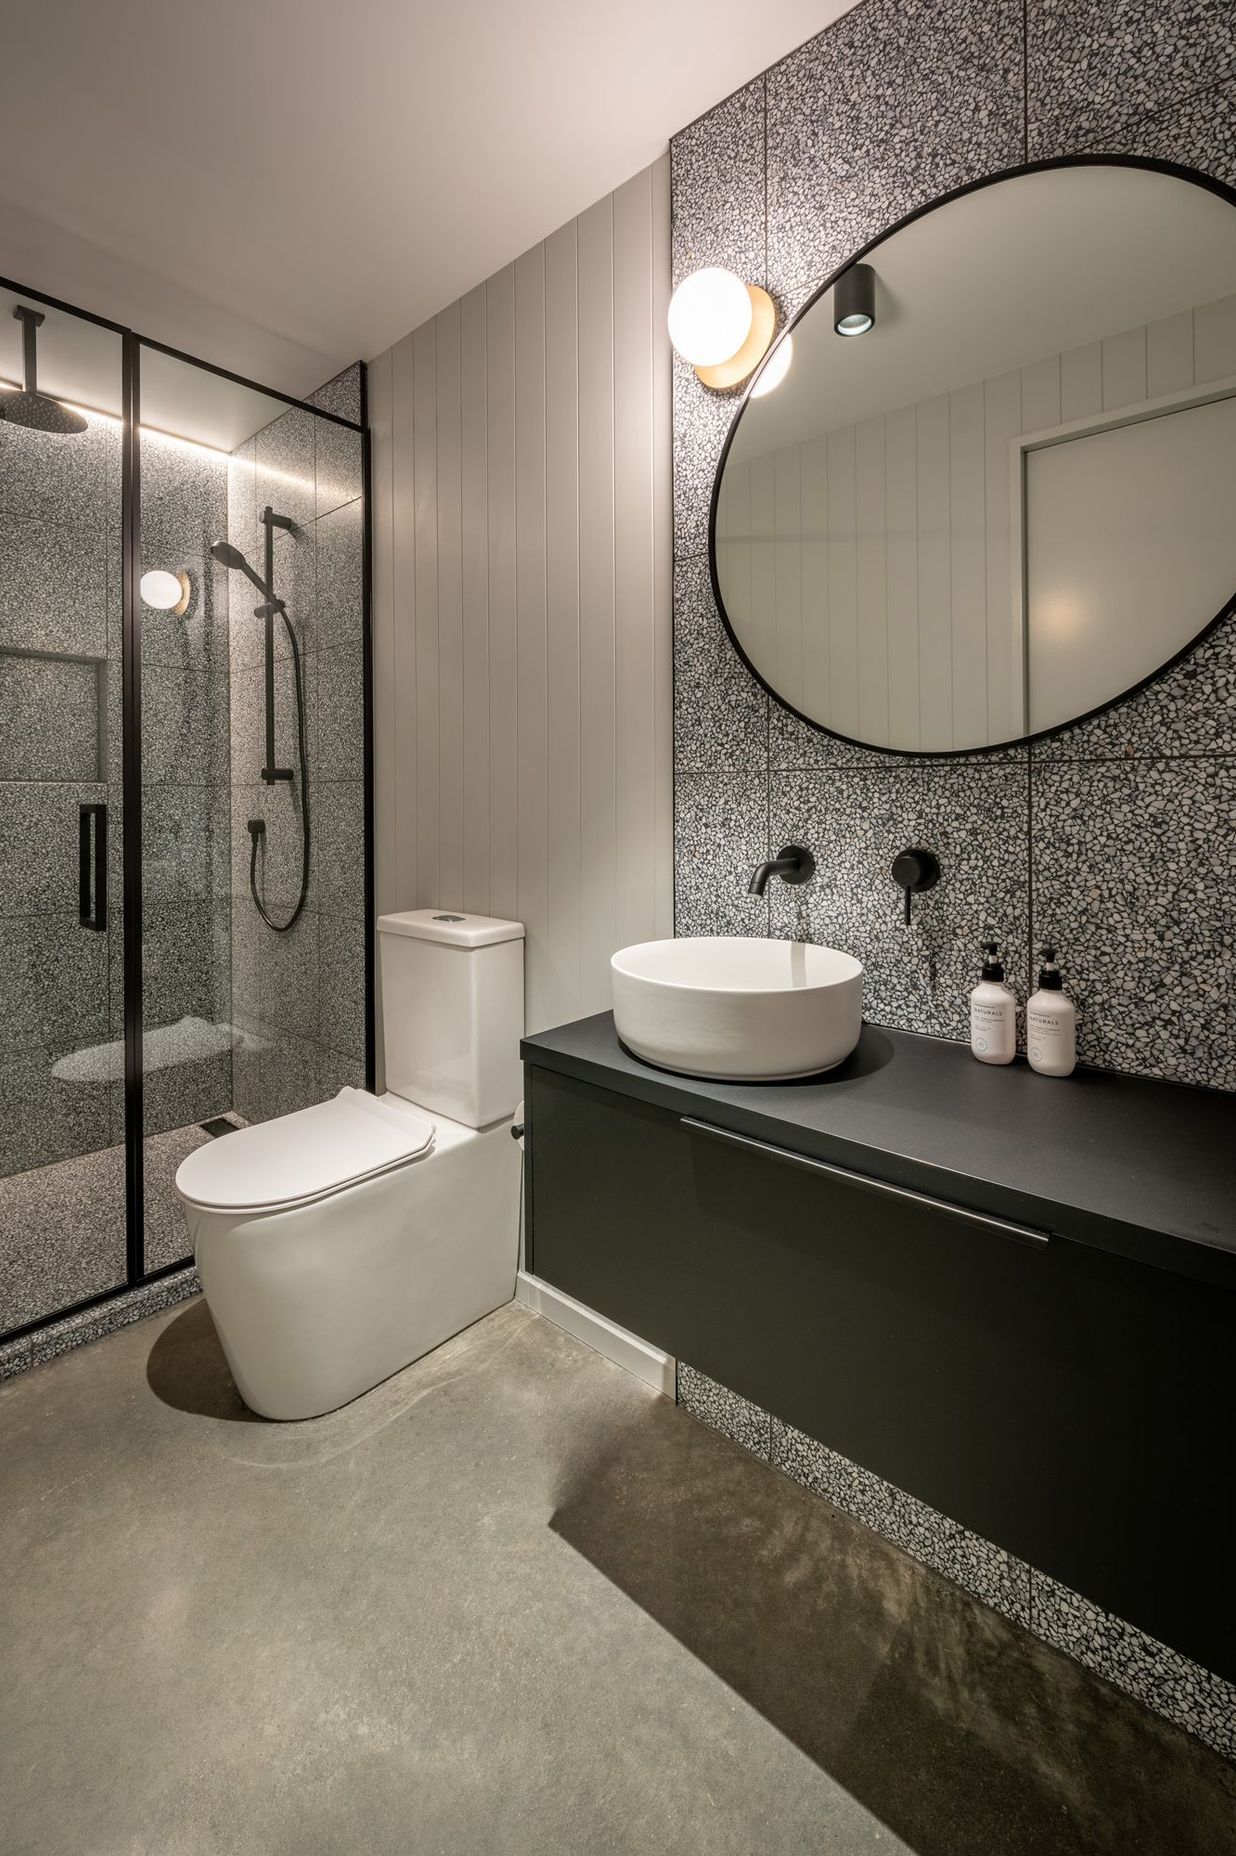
[515,1272,676,1398]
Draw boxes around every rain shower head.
[0,307,88,435]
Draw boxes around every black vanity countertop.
[521,1015,1236,1292]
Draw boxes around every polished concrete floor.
[1,1301,1232,1855]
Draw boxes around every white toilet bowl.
[177,1090,520,1420]
[176,910,525,1420]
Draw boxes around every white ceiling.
[0,0,855,400]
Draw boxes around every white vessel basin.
[611,937,864,1082]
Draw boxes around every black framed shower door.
[0,277,373,1346]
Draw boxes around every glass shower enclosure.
[0,281,371,1346]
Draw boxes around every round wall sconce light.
[833,262,876,337]
[668,266,777,389]
[140,568,191,614]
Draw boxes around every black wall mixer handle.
[78,801,107,932]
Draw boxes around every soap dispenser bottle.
[1027,946,1077,1077]
[970,941,1016,1065]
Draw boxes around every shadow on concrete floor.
[551,1397,1235,1856]
[145,1299,264,1422]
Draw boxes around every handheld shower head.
[210,539,269,597]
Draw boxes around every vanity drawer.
[525,1061,1235,1682]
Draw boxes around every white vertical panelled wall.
[369,157,673,1069]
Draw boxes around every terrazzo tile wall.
[137,434,232,1140]
[227,363,367,1125]
[0,410,121,1184]
[678,1360,1236,1763]
[672,0,1236,1091]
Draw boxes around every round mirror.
[711,161,1236,754]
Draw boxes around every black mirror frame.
[707,154,1236,760]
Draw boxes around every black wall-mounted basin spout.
[748,844,816,896]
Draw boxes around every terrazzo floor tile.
[0,1144,126,1332]
[26,1264,199,1368]
[142,1123,213,1273]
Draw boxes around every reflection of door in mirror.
[712,165,1236,754]
[1023,382,1236,732]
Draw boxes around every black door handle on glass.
[78,801,107,931]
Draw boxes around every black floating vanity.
[521,1015,1236,1684]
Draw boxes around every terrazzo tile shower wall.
[672,0,1236,1091]
[228,364,367,1125]
[138,436,232,1139]
[0,411,120,1181]
[0,402,128,1328]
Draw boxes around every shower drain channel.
[199,1115,242,1139]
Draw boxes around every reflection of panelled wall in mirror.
[713,164,1236,755]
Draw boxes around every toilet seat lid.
[175,1089,435,1212]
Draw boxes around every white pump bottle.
[970,941,1016,1065]
[1026,946,1077,1077]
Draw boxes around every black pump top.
[981,939,1004,982]
[1037,945,1063,991]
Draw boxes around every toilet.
[176,910,524,1420]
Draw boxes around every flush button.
[433,913,465,922]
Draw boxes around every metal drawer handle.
[680,1117,1051,1248]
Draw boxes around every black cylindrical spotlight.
[834,263,875,337]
